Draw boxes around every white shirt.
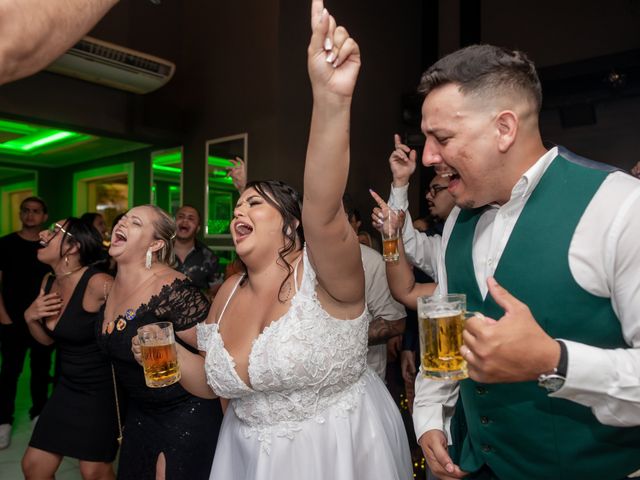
[388,147,640,442]
[361,244,406,380]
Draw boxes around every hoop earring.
[145,249,153,270]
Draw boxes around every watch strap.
[556,340,568,377]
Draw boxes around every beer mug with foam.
[137,321,181,388]
[417,294,474,380]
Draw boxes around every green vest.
[445,151,640,480]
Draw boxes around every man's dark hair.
[20,196,48,214]
[176,204,202,223]
[418,44,542,112]
[346,207,361,224]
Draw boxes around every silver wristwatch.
[537,370,566,393]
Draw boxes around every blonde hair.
[142,204,177,266]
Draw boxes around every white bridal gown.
[197,248,412,480]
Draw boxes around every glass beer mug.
[137,322,181,388]
[417,294,474,380]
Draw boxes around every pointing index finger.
[369,189,388,209]
[310,0,328,49]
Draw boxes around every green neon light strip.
[208,156,235,168]
[0,130,90,154]
[153,150,182,165]
[0,119,39,135]
[23,131,77,150]
[169,185,180,192]
[153,164,182,174]
[211,176,233,185]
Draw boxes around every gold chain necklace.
[52,265,85,278]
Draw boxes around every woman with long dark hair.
[165,2,412,478]
[22,218,118,480]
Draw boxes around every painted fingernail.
[325,51,335,64]
[332,59,340,68]
[324,37,332,51]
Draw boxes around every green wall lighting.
[208,156,235,168]
[153,150,182,165]
[0,119,39,135]
[0,118,92,156]
[152,164,182,174]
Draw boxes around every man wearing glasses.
[0,197,52,450]
[383,134,455,278]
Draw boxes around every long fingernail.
[325,51,336,64]
[332,59,340,68]
[324,37,332,51]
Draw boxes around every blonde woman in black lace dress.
[98,205,222,479]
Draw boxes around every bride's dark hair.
[241,180,304,302]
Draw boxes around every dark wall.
[1,0,639,230]
[275,0,424,224]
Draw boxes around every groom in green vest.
[392,45,640,480]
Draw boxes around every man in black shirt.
[173,205,220,298]
[0,197,52,449]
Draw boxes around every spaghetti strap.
[292,254,304,293]
[217,275,245,327]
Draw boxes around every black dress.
[96,278,223,480]
[29,267,119,462]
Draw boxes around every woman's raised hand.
[308,0,360,103]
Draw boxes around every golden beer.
[138,322,181,388]
[417,294,469,380]
[141,342,181,388]
[382,237,399,262]
[419,311,467,380]
[381,209,400,262]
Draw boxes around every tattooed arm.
[368,316,405,346]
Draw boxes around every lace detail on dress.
[203,246,370,453]
[142,278,210,331]
[196,322,214,351]
[198,322,253,398]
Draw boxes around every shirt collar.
[489,146,559,209]
[516,146,558,199]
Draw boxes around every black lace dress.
[96,278,223,480]
[30,267,119,462]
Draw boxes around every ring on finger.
[460,345,471,360]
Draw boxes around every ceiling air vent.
[46,36,176,94]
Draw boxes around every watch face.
[538,374,565,392]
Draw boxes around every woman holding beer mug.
[99,205,222,479]
[22,218,117,480]
[174,2,412,478]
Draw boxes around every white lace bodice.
[197,247,369,450]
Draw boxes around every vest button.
[480,416,490,425]
[481,444,492,453]
[476,386,487,395]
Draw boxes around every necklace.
[104,273,157,335]
[52,265,85,278]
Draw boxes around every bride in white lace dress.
[195,1,412,478]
